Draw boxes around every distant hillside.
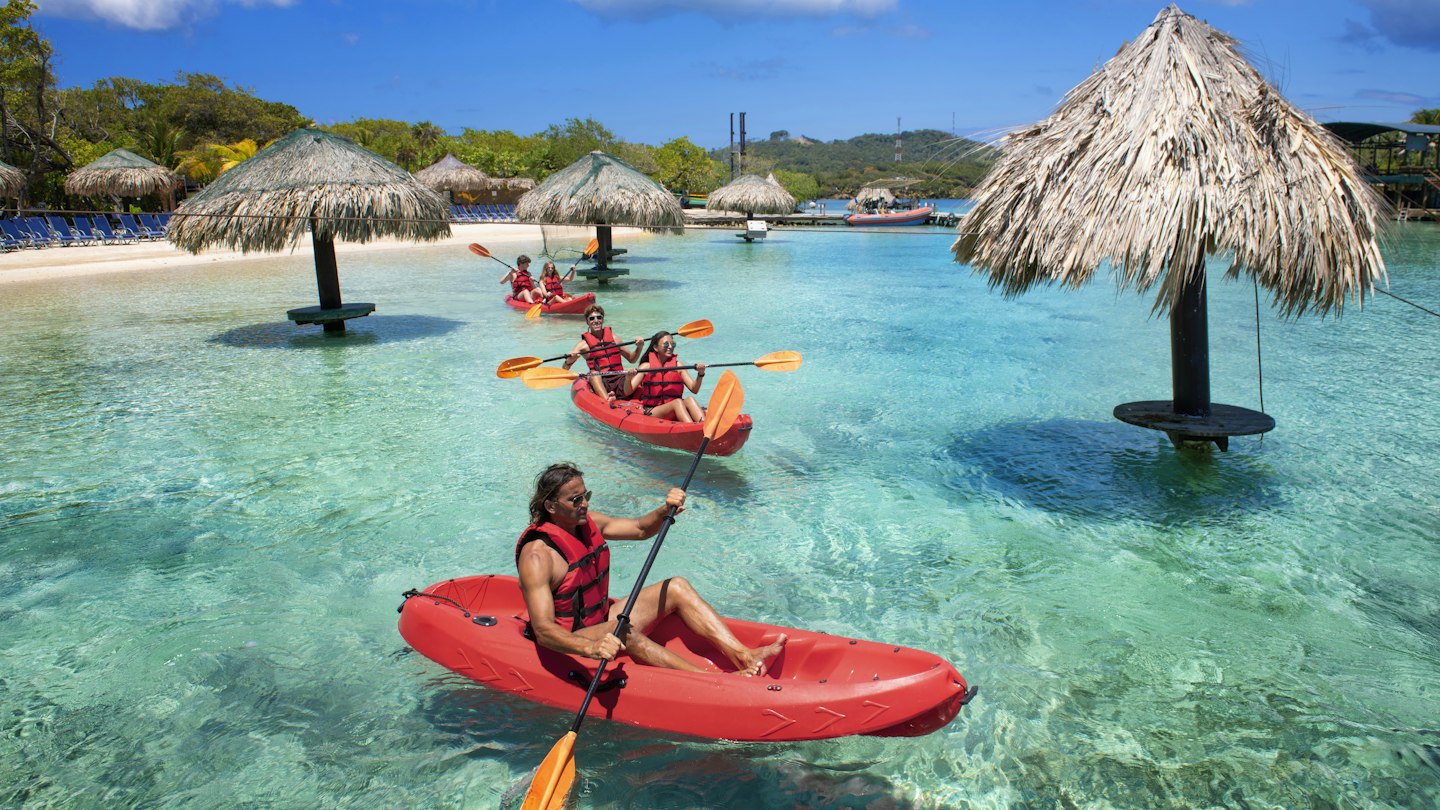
[708,129,998,198]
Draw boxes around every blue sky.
[32,0,1440,148]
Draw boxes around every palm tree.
[135,118,186,168]
[1410,108,1440,125]
[176,138,262,184]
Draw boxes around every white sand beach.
[0,221,613,286]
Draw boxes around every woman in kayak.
[537,260,576,305]
[627,331,706,422]
[499,254,541,304]
[563,305,642,401]
[516,462,785,674]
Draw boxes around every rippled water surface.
[3,220,1439,808]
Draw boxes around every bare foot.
[730,634,787,677]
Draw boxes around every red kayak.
[504,292,596,315]
[398,575,976,741]
[570,378,751,455]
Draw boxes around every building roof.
[1322,121,1440,143]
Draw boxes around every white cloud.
[571,0,896,21]
[36,0,296,32]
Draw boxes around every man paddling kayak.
[500,254,542,304]
[516,462,785,675]
[563,305,642,401]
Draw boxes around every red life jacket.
[638,351,685,409]
[515,516,610,631]
[543,274,565,296]
[511,269,535,295]
[581,327,624,374]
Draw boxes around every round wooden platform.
[1113,400,1275,451]
[286,303,376,325]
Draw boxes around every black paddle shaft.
[587,361,750,378]
[568,435,712,733]
[542,326,694,365]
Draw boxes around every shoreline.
[0,222,646,286]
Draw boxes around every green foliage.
[651,136,723,193]
[1410,108,1440,126]
[771,168,819,203]
[715,129,996,197]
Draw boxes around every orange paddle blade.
[676,319,714,339]
[468,243,491,258]
[525,303,543,319]
[496,356,542,379]
[753,350,802,371]
[521,367,581,390]
[582,238,600,258]
[702,371,745,440]
[522,731,576,810]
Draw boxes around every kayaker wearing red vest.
[538,260,575,305]
[563,305,642,401]
[516,462,785,674]
[500,255,541,304]
[626,331,706,422]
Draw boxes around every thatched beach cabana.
[706,174,796,217]
[413,153,494,197]
[516,150,683,279]
[953,4,1388,450]
[64,148,180,207]
[168,128,450,333]
[0,158,24,199]
[847,186,895,211]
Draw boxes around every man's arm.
[563,339,586,370]
[517,542,621,659]
[590,488,685,541]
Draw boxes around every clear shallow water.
[2,221,1438,808]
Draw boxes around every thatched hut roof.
[516,150,683,227]
[0,158,24,197]
[952,4,1387,317]
[167,128,449,253]
[847,186,895,210]
[706,173,796,215]
[64,148,180,198]
[413,153,494,193]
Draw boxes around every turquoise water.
[2,219,1438,808]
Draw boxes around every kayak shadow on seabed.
[938,417,1285,526]
[207,315,467,349]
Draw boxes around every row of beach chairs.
[449,204,518,223]
[0,213,173,251]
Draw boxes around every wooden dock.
[683,209,964,228]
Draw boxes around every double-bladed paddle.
[470,243,547,318]
[522,372,746,810]
[519,351,802,390]
[495,319,716,379]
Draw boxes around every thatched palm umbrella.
[64,148,181,208]
[0,158,24,203]
[952,4,1387,450]
[847,186,894,211]
[168,128,450,333]
[516,150,683,278]
[413,153,494,198]
[707,173,796,217]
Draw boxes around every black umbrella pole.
[1170,263,1210,417]
[312,231,345,334]
[596,226,612,272]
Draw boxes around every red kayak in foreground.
[504,292,596,315]
[570,379,751,455]
[398,575,976,741]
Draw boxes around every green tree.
[652,136,722,193]
[772,168,819,203]
[1410,108,1440,125]
[534,117,616,176]
[769,129,789,141]
[0,0,69,189]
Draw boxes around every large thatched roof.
[0,158,23,197]
[64,148,180,198]
[847,187,895,210]
[167,128,450,253]
[952,4,1387,317]
[413,153,494,193]
[516,150,683,227]
[706,173,796,215]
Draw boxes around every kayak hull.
[504,292,596,315]
[844,205,935,226]
[398,575,975,742]
[570,378,752,456]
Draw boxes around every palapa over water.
[706,174,796,217]
[951,4,1389,449]
[168,128,450,333]
[517,150,683,275]
[64,148,181,200]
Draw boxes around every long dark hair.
[642,330,674,363]
[529,462,582,525]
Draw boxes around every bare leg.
[647,399,691,423]
[622,577,786,676]
[588,374,612,400]
[682,397,704,421]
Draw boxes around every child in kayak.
[563,305,642,402]
[515,462,785,674]
[500,255,541,304]
[537,260,576,305]
[627,331,706,422]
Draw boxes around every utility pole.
[729,113,736,181]
[895,116,902,162]
[739,112,747,175]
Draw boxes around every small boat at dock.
[844,205,936,226]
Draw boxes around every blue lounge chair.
[157,212,172,229]
[71,217,102,244]
[117,214,157,240]
[23,216,58,246]
[139,213,167,237]
[91,216,134,244]
[0,219,37,249]
[46,215,88,246]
